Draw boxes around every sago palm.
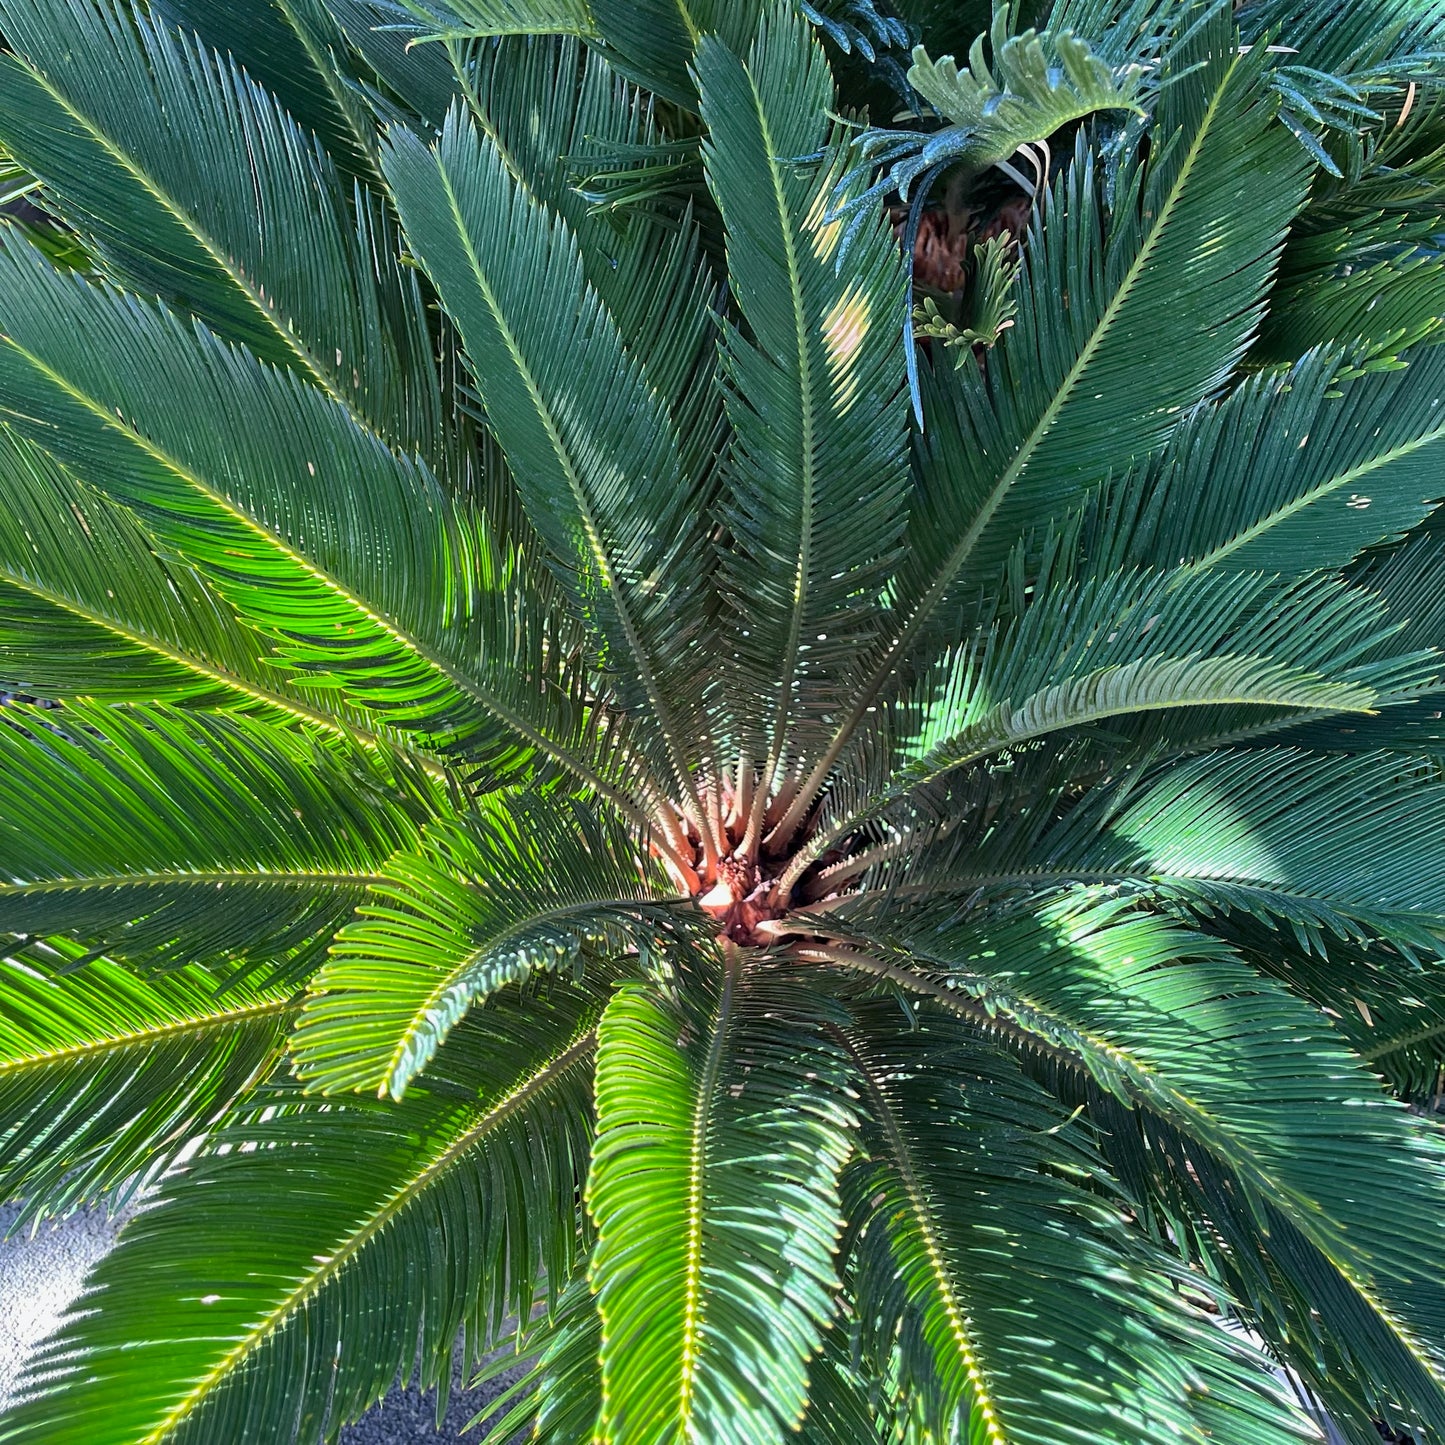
[2,0,1445,1440]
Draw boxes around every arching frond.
[0,979,606,1445]
[813,899,1445,1431]
[786,568,1434,885]
[588,953,855,1445]
[0,0,445,461]
[0,428,448,761]
[0,239,622,797]
[383,107,716,797]
[1239,0,1445,75]
[0,943,294,1222]
[864,747,1445,957]
[1103,346,1445,575]
[0,704,435,970]
[698,6,910,801]
[293,792,683,1099]
[841,1008,1316,1445]
[786,10,1314,824]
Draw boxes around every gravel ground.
[0,1202,511,1442]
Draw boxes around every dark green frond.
[793,12,1314,819]
[588,952,855,1445]
[0,704,434,969]
[0,428,439,757]
[293,792,680,1099]
[697,6,910,798]
[0,943,293,1221]
[0,239,618,793]
[454,34,724,490]
[0,0,445,461]
[1085,1093,1445,1441]
[154,0,459,159]
[0,980,604,1445]
[1105,346,1445,575]
[1239,0,1445,75]
[790,568,1433,881]
[824,898,1445,1423]
[1047,749,1445,954]
[841,1008,1315,1445]
[383,107,715,797]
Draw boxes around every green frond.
[846,12,1148,206]
[840,1008,1315,1445]
[0,0,446,462]
[0,980,605,1445]
[1239,0,1445,75]
[0,427,437,755]
[697,5,910,786]
[155,0,458,172]
[792,1325,893,1445]
[383,106,716,795]
[1083,1091,1445,1441]
[588,953,855,1445]
[455,34,723,486]
[470,1277,602,1444]
[800,11,1314,806]
[0,703,435,970]
[799,568,1434,865]
[0,237,619,794]
[408,0,594,38]
[293,792,681,1099]
[1048,749,1445,954]
[845,746,1445,958]
[1103,346,1445,575]
[827,898,1445,1428]
[1213,925,1445,1102]
[0,942,294,1221]
[1258,213,1445,366]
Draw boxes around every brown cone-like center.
[696,853,782,946]
[670,780,849,947]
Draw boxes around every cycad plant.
[3,0,1445,1440]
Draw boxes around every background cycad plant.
[2,0,1445,1440]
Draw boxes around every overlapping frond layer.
[842,1011,1315,1445]
[791,1329,895,1445]
[471,1278,603,1445]
[156,0,458,154]
[0,428,413,747]
[698,6,910,777]
[588,956,854,1445]
[409,0,767,104]
[1050,749,1445,953]
[801,12,1313,805]
[851,901,1445,1426]
[1259,214,1445,365]
[1082,1091,1445,1440]
[0,0,444,460]
[905,15,1306,578]
[885,567,1428,799]
[0,238,604,784]
[0,704,432,968]
[847,746,1445,958]
[1239,0,1445,74]
[0,431,267,710]
[457,36,722,482]
[1104,347,1445,574]
[0,982,605,1445]
[1209,926,1445,1102]
[384,108,714,789]
[0,943,294,1220]
[294,792,677,1099]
